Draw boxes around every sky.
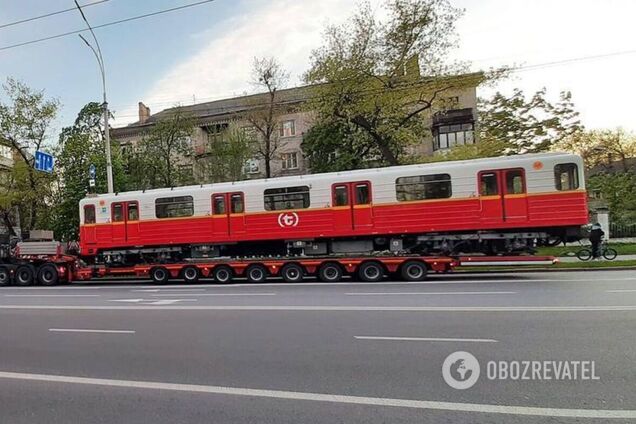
[0,0,635,139]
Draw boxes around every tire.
[603,248,618,261]
[400,260,428,282]
[576,249,593,261]
[15,265,34,286]
[0,266,11,286]
[213,266,233,284]
[318,262,343,283]
[37,264,59,286]
[280,263,304,283]
[150,266,170,284]
[357,261,384,282]
[181,266,200,283]
[245,264,267,283]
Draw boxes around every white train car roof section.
[79,152,581,204]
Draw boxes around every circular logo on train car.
[278,212,299,228]
[532,161,544,170]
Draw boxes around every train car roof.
[80,152,580,202]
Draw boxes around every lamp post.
[74,0,114,193]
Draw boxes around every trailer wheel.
[0,266,11,286]
[37,264,59,286]
[150,267,170,284]
[181,266,200,283]
[357,261,384,282]
[15,265,34,286]
[245,264,267,283]
[212,266,233,284]
[318,262,343,283]
[280,263,304,283]
[400,260,428,282]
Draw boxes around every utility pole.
[74,0,114,193]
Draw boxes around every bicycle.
[576,241,618,261]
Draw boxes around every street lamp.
[74,0,114,194]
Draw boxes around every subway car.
[79,152,588,263]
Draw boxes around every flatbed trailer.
[0,250,557,286]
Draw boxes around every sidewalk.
[559,254,636,263]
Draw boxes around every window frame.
[264,185,310,211]
[127,201,139,221]
[155,196,195,219]
[111,202,125,223]
[504,168,526,195]
[230,193,244,214]
[554,163,580,191]
[83,205,96,224]
[395,174,452,202]
[281,152,299,170]
[279,120,296,138]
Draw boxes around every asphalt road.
[1,270,636,423]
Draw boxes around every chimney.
[138,102,151,124]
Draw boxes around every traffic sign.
[34,151,54,173]
[89,164,96,179]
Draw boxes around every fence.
[610,223,636,238]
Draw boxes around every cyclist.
[589,223,605,259]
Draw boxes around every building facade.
[112,76,480,181]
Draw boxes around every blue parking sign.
[34,151,54,173]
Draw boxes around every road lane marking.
[48,328,135,334]
[0,370,632,418]
[355,336,498,343]
[345,291,516,296]
[3,294,100,297]
[2,305,636,311]
[132,289,206,293]
[606,289,636,293]
[110,298,198,305]
[150,293,276,297]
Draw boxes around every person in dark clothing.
[589,223,605,259]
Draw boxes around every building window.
[279,120,296,137]
[264,186,310,211]
[84,205,96,224]
[281,152,299,170]
[155,196,194,219]
[396,174,452,201]
[554,163,579,191]
[245,158,260,174]
[434,123,475,151]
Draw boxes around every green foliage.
[478,88,581,154]
[304,0,485,166]
[555,128,636,171]
[124,107,195,190]
[197,123,255,183]
[0,78,59,234]
[48,102,126,240]
[587,172,636,226]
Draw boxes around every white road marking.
[150,293,276,297]
[132,289,206,293]
[1,305,636,312]
[606,289,636,293]
[355,336,498,343]
[48,328,135,334]
[345,291,516,296]
[3,294,100,297]
[0,370,632,418]
[110,298,198,305]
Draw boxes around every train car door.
[111,202,126,244]
[332,182,373,231]
[82,205,97,245]
[502,168,528,222]
[125,201,140,242]
[212,192,245,238]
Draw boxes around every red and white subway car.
[79,152,588,263]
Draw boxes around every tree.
[479,88,581,154]
[49,102,126,240]
[196,122,255,183]
[587,172,636,225]
[125,107,195,190]
[555,128,636,171]
[304,0,485,166]
[245,57,289,178]
[0,78,59,233]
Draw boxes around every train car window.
[554,163,579,190]
[396,174,452,201]
[231,193,244,213]
[84,205,96,224]
[155,196,194,219]
[112,203,124,222]
[480,173,499,196]
[505,170,525,194]
[355,184,371,205]
[128,202,139,221]
[212,195,226,215]
[264,186,310,211]
[334,185,349,206]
